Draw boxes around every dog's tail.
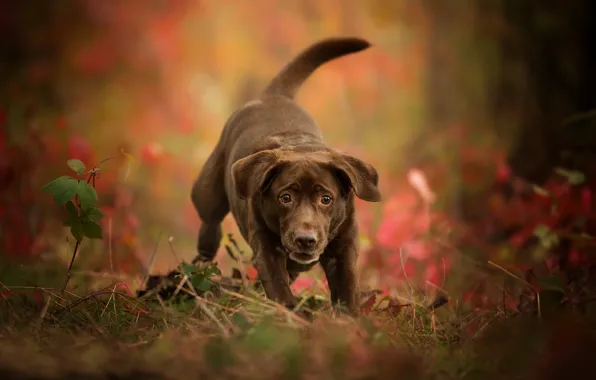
[262,37,371,99]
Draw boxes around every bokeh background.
[2,0,595,306]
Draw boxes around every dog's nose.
[294,231,317,250]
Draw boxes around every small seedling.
[41,152,135,290]
[180,262,222,293]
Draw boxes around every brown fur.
[190,37,381,315]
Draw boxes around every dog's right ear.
[231,150,283,200]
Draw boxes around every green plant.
[180,262,222,293]
[41,152,134,290]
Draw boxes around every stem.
[62,239,81,291]
[86,171,95,184]
[62,161,102,290]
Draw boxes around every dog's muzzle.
[277,247,320,265]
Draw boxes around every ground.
[1,259,595,380]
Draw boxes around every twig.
[53,283,118,317]
[399,247,414,298]
[0,280,17,316]
[100,284,119,317]
[488,260,541,318]
[225,244,250,296]
[108,217,114,272]
[142,232,163,288]
[167,236,181,264]
[222,287,311,326]
[398,246,417,329]
[228,233,246,257]
[62,240,81,290]
[184,276,230,338]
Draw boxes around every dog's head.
[231,149,381,264]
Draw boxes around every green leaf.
[538,275,566,294]
[121,151,136,180]
[532,185,551,198]
[67,159,86,176]
[533,224,559,249]
[82,207,105,223]
[230,312,252,332]
[562,109,596,126]
[42,176,79,205]
[192,276,212,292]
[206,263,222,277]
[554,167,585,186]
[77,181,97,211]
[65,201,78,218]
[533,224,551,239]
[568,172,586,186]
[70,220,84,242]
[82,220,103,239]
[180,263,199,277]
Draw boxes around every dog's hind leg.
[191,148,230,263]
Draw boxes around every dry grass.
[1,259,596,380]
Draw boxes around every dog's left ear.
[331,154,382,202]
[231,150,284,200]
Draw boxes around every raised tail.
[262,37,371,99]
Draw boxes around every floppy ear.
[331,154,382,202]
[231,150,283,200]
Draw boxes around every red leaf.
[509,226,536,247]
[246,265,258,280]
[0,290,43,308]
[0,125,6,151]
[407,168,436,204]
[126,214,140,230]
[56,116,67,129]
[68,134,93,163]
[401,241,432,261]
[290,276,315,293]
[569,248,582,265]
[141,142,164,164]
[359,294,377,316]
[385,298,408,315]
[425,263,441,285]
[495,161,511,183]
[581,188,592,215]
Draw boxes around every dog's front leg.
[251,238,297,309]
[335,247,359,316]
[322,231,360,316]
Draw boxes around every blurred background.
[1,0,595,306]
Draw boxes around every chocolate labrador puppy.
[191,37,382,315]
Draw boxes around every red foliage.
[359,293,377,316]
[141,142,165,164]
[0,290,44,308]
[68,134,95,165]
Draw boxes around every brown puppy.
[191,37,382,315]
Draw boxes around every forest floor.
[0,259,595,380]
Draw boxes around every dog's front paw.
[192,251,216,265]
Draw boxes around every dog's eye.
[279,193,292,203]
[320,195,332,205]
